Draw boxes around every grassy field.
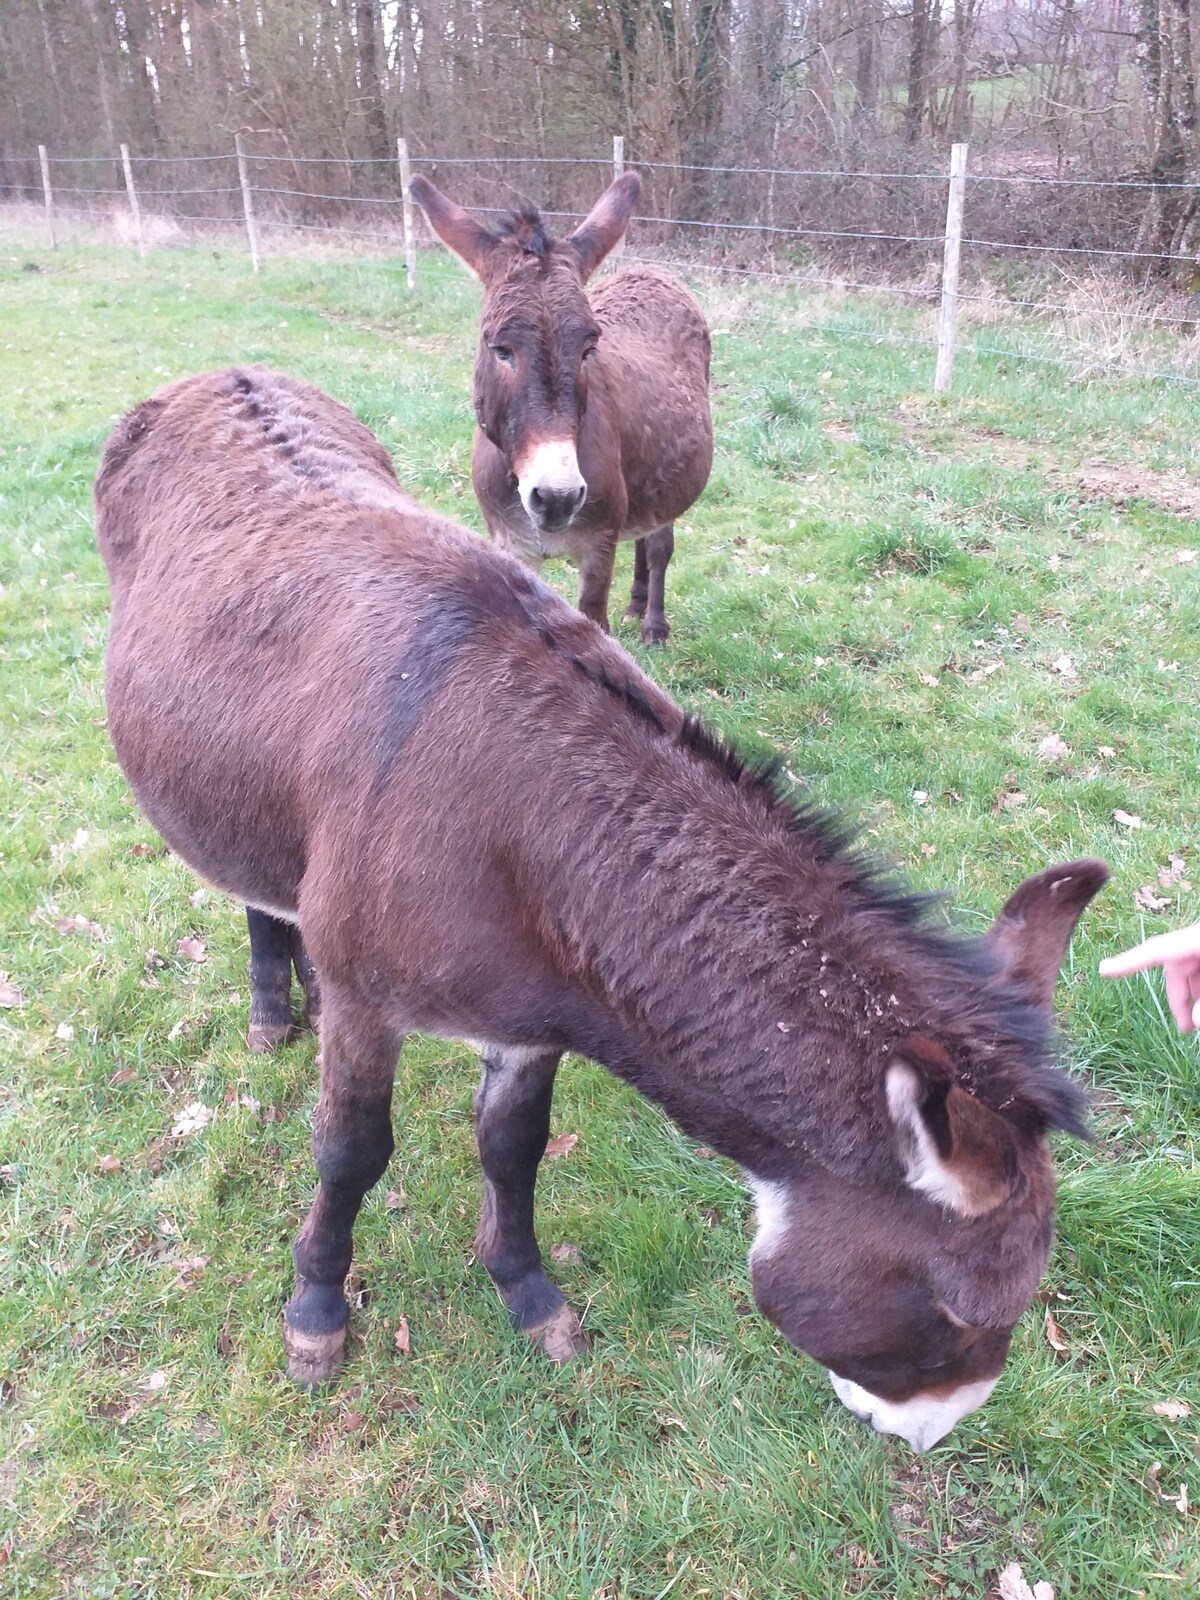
[0,235,1197,1600]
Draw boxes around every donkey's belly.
[106,648,308,917]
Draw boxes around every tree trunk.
[355,0,390,162]
[905,0,933,144]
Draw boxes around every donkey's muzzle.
[528,481,587,532]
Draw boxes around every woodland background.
[3,1,1200,270]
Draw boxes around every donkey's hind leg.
[640,523,675,646]
[285,995,400,1386]
[288,923,322,1034]
[474,1045,588,1363]
[247,907,298,1053]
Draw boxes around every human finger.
[1164,966,1197,1033]
[1098,923,1200,978]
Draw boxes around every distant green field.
[0,238,1196,1599]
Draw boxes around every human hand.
[1098,920,1200,1033]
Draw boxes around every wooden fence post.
[38,145,56,249]
[398,137,416,293]
[934,142,968,394]
[120,143,145,258]
[611,134,626,267]
[234,133,260,273]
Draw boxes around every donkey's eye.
[491,345,516,369]
[582,344,599,362]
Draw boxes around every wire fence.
[5,139,1200,391]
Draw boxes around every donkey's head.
[411,173,641,538]
[749,858,1107,1452]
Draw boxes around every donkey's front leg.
[285,998,400,1386]
[623,536,650,623]
[474,1045,588,1363]
[575,535,618,634]
[640,523,675,646]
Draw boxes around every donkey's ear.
[886,1037,1018,1218]
[565,172,642,279]
[410,176,495,280]
[986,858,1109,1011]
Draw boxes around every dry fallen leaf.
[544,1132,578,1160]
[167,1010,211,1042]
[919,673,939,687]
[385,1184,407,1211]
[97,1155,122,1175]
[1050,654,1076,678]
[994,790,1028,813]
[175,936,207,963]
[1113,809,1143,830]
[109,1066,137,1086]
[172,1255,209,1288]
[1097,745,1116,759]
[1177,549,1196,563]
[394,1315,411,1356]
[170,1101,213,1138]
[912,790,929,806]
[920,843,936,859]
[1044,1307,1069,1353]
[1037,732,1070,764]
[1158,855,1187,888]
[550,1242,581,1265]
[54,915,105,940]
[998,1563,1055,1600]
[188,889,207,908]
[140,1369,169,1394]
[1152,1400,1192,1420]
[1135,886,1171,912]
[130,842,158,858]
[0,976,25,1009]
[55,1022,75,1042]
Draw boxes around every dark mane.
[670,716,1087,1137]
[491,203,548,258]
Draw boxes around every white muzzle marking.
[829,1371,1000,1453]
[516,437,586,527]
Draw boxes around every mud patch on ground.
[895,404,1200,518]
[1059,459,1200,519]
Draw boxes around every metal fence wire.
[6,138,1200,391]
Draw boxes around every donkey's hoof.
[248,1020,295,1054]
[622,601,646,622]
[284,1322,347,1387]
[640,621,670,647]
[527,1304,589,1364]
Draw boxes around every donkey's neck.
[534,742,939,1180]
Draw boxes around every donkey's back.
[95,367,499,920]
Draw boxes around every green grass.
[1,237,1197,1599]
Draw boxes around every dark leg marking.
[247,907,297,1053]
[641,523,674,646]
[285,1000,401,1385]
[474,1045,588,1363]
[624,537,650,621]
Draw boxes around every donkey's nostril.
[528,481,586,529]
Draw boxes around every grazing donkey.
[96,368,1107,1452]
[411,171,712,645]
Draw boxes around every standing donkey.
[411,171,712,645]
[96,368,1106,1452]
